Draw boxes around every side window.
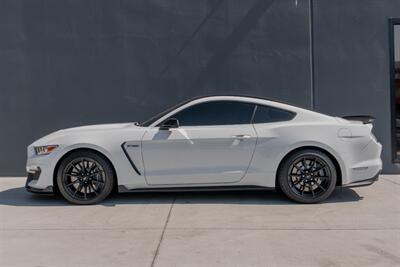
[253,105,296,123]
[163,101,255,126]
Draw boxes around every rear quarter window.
[253,105,296,124]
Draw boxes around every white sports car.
[26,95,382,204]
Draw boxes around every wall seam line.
[309,0,315,110]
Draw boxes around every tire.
[56,150,115,205]
[278,149,337,204]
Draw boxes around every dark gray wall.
[0,0,399,175]
[313,0,400,173]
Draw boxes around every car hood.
[61,122,137,132]
[31,122,141,146]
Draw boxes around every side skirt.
[118,185,275,193]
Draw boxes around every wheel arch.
[52,147,118,194]
[275,146,343,189]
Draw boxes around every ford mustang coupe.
[26,95,382,204]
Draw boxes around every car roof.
[183,94,308,112]
[181,94,297,106]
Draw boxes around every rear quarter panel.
[246,121,371,187]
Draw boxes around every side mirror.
[159,118,179,130]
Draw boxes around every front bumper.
[25,166,53,194]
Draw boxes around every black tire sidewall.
[56,151,114,205]
[278,149,337,204]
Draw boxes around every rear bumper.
[341,170,380,188]
[342,137,382,185]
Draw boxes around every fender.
[273,141,347,186]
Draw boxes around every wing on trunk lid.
[342,115,375,124]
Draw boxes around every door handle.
[232,134,252,140]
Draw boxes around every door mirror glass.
[159,118,179,130]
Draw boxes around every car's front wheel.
[278,149,337,204]
[56,150,114,205]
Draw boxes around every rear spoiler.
[342,115,375,124]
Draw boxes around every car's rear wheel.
[56,150,114,205]
[278,149,337,204]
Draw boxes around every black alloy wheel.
[278,149,337,203]
[57,151,114,204]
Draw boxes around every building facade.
[0,0,399,175]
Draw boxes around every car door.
[141,100,257,185]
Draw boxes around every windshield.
[140,99,191,127]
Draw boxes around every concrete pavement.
[0,176,399,267]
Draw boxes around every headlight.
[34,145,58,156]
